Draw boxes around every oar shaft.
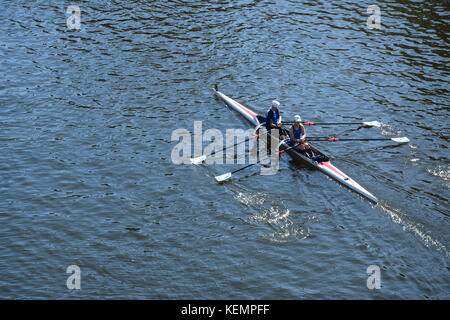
[230,150,279,175]
[336,138,391,141]
[309,138,397,141]
[230,162,259,175]
[210,136,252,156]
[284,122,362,125]
[226,143,299,175]
[209,130,267,156]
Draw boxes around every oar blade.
[215,172,232,182]
[363,121,382,127]
[391,137,410,143]
[190,155,207,165]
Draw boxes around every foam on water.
[233,189,310,243]
[379,203,449,257]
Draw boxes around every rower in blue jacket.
[265,100,288,140]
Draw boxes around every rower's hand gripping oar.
[190,124,268,165]
[283,121,382,127]
[307,136,410,143]
[214,142,298,182]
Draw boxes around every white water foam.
[379,203,449,257]
[426,165,450,189]
[380,123,401,136]
[234,190,310,242]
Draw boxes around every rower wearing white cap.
[265,100,287,139]
[289,115,315,157]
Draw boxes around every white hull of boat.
[214,89,379,204]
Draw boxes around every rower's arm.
[300,124,306,140]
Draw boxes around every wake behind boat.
[212,88,380,204]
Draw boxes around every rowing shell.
[214,88,379,204]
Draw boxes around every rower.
[289,115,315,157]
[265,100,288,140]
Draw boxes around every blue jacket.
[266,109,280,130]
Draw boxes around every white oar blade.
[190,155,207,165]
[215,172,232,182]
[363,121,382,127]
[392,137,410,143]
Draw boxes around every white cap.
[271,100,280,108]
[294,115,302,122]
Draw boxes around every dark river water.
[0,0,448,299]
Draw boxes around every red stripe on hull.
[235,101,257,118]
[318,161,348,179]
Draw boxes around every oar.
[283,121,382,127]
[307,136,410,143]
[190,128,267,165]
[214,142,298,182]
